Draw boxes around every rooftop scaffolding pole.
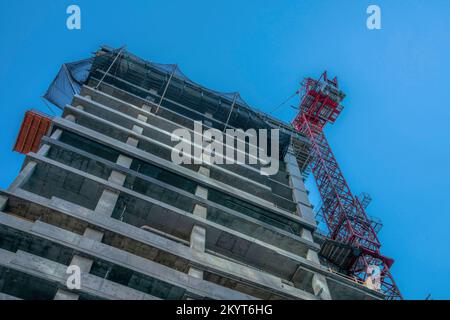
[223,93,238,132]
[156,64,177,113]
[94,46,126,90]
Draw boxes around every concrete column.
[192,204,207,219]
[189,225,206,279]
[142,104,152,113]
[50,129,63,140]
[311,271,332,299]
[193,184,207,203]
[311,273,332,300]
[204,112,213,128]
[126,122,143,152]
[116,155,133,169]
[304,235,332,300]
[94,153,132,216]
[70,255,94,273]
[7,161,37,192]
[94,189,120,216]
[305,249,332,300]
[193,167,209,219]
[198,166,210,177]
[132,125,144,135]
[284,147,316,223]
[54,226,104,300]
[286,145,332,299]
[188,267,204,279]
[37,144,51,156]
[126,137,139,147]
[137,114,148,123]
[65,114,77,122]
[190,225,206,252]
[301,228,314,242]
[83,227,104,242]
[0,196,7,211]
[108,170,127,186]
[55,254,94,299]
[55,255,94,300]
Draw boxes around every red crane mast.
[292,72,402,300]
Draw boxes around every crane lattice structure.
[292,72,402,300]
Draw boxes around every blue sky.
[0,0,448,299]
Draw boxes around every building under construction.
[0,46,401,300]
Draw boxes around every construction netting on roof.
[44,58,94,109]
[87,46,292,158]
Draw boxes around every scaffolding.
[86,46,316,165]
[43,45,314,169]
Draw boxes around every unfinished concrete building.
[0,46,388,300]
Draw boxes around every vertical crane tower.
[292,72,402,300]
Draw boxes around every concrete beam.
[0,199,316,300]
[54,289,79,300]
[0,212,256,300]
[37,138,319,256]
[13,154,319,277]
[63,102,271,191]
[7,161,37,192]
[41,139,320,256]
[22,154,321,273]
[36,128,64,158]
[0,195,7,211]
[0,249,158,300]
[0,292,22,300]
[52,117,314,229]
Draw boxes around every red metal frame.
[292,72,402,300]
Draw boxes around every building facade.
[0,46,383,300]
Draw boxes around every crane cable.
[268,89,300,115]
